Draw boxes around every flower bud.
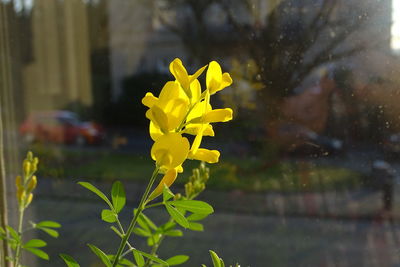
[32,157,39,172]
[23,160,31,176]
[17,189,25,205]
[27,176,37,192]
[27,151,33,161]
[25,193,33,207]
[15,175,23,189]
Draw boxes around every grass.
[31,144,363,193]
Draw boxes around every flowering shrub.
[1,58,240,267]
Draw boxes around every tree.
[155,0,388,114]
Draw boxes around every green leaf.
[107,255,134,266]
[160,221,176,232]
[164,230,183,237]
[139,213,158,231]
[59,254,80,267]
[163,185,174,202]
[101,209,117,223]
[165,203,189,228]
[88,244,111,267]
[169,200,214,215]
[188,222,204,232]
[78,182,113,209]
[201,265,207,267]
[24,239,47,248]
[111,181,126,213]
[134,249,169,266]
[25,247,49,260]
[6,226,19,241]
[166,255,189,266]
[36,221,61,228]
[209,251,221,267]
[0,226,5,235]
[37,227,59,238]
[187,213,209,221]
[110,226,123,238]
[133,227,151,237]
[133,250,145,267]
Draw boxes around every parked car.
[20,111,105,145]
[383,133,400,155]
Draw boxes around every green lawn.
[32,144,362,193]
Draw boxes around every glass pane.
[1,0,399,266]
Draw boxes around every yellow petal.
[151,133,190,169]
[202,108,233,123]
[189,148,220,163]
[142,92,158,108]
[169,58,190,90]
[147,168,178,201]
[149,122,163,141]
[189,79,201,104]
[210,72,233,94]
[206,61,222,94]
[148,106,169,132]
[190,124,205,155]
[158,81,182,108]
[183,124,214,136]
[189,65,207,83]
[164,98,189,130]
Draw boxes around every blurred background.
[2,0,400,266]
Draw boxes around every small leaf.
[37,227,59,238]
[0,226,5,235]
[108,255,134,266]
[133,250,145,267]
[134,249,169,266]
[101,209,117,223]
[187,213,209,221]
[110,226,123,238]
[25,247,49,260]
[78,182,113,209]
[88,244,111,267]
[59,254,80,267]
[164,230,183,237]
[139,213,158,230]
[160,221,176,232]
[166,255,189,266]
[188,222,204,232]
[6,226,19,241]
[169,200,214,215]
[163,185,174,202]
[133,227,151,237]
[36,221,61,228]
[209,250,221,267]
[24,239,47,248]
[111,181,126,213]
[165,204,189,228]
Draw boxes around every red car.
[20,111,105,145]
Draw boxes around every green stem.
[112,167,160,267]
[14,207,24,267]
[143,234,166,267]
[143,202,164,209]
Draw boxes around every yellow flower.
[147,168,178,201]
[169,58,207,97]
[143,81,189,134]
[151,133,190,170]
[206,61,233,95]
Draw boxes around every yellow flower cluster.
[143,58,233,199]
[15,151,38,209]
